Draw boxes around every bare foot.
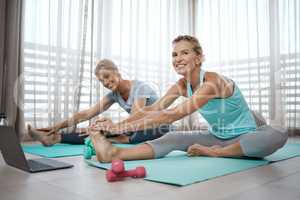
[90,131,119,163]
[27,125,60,146]
[187,144,220,157]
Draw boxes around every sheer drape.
[195,0,300,130]
[24,0,299,131]
[278,0,300,131]
[0,0,24,137]
[24,0,91,129]
[23,0,194,128]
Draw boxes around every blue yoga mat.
[22,143,134,158]
[85,143,300,186]
[22,144,85,158]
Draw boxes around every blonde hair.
[172,35,203,56]
[94,59,118,75]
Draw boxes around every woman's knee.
[262,128,288,156]
[270,127,288,148]
[240,127,288,158]
[146,131,186,158]
[159,131,185,144]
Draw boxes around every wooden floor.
[1,138,300,200]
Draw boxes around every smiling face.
[96,69,121,91]
[172,38,204,76]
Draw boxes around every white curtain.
[24,0,299,131]
[23,0,195,128]
[24,0,90,129]
[195,0,300,130]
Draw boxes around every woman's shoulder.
[131,80,157,95]
[204,71,234,97]
[173,78,187,96]
[203,71,231,85]
[177,77,187,87]
[203,71,220,82]
[133,79,151,87]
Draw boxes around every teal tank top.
[187,70,256,139]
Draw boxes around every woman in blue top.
[28,59,171,146]
[88,35,288,162]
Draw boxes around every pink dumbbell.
[111,159,125,174]
[106,159,146,182]
[106,166,146,182]
[106,169,122,182]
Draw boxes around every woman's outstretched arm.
[115,78,187,125]
[95,79,218,134]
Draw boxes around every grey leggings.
[146,125,288,158]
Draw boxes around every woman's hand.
[46,125,61,136]
[78,119,120,137]
[36,126,60,136]
[91,116,124,135]
[36,127,52,132]
[89,122,123,136]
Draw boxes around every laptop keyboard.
[27,159,53,171]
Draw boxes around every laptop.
[0,126,73,173]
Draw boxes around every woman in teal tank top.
[87,35,288,162]
[186,69,257,139]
